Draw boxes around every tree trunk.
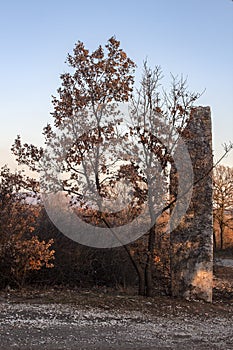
[144,225,156,297]
[213,230,217,251]
[145,255,153,297]
[138,269,146,296]
[122,244,146,295]
[220,223,224,250]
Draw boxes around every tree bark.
[144,225,156,297]
[213,230,217,251]
[220,223,224,250]
[121,244,147,295]
[138,269,146,296]
[145,255,153,297]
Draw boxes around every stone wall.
[170,107,213,302]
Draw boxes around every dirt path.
[0,295,232,350]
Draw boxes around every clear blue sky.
[0,0,233,169]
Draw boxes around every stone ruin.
[170,106,213,302]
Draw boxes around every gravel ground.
[0,298,232,350]
[0,259,232,350]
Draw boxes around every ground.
[0,258,232,350]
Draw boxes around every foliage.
[3,235,54,288]
[0,166,55,288]
[12,36,135,184]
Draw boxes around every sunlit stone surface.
[170,107,213,302]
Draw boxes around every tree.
[12,36,139,285]
[11,37,232,296]
[0,166,55,288]
[213,165,233,250]
[10,38,201,296]
[12,37,136,236]
[116,62,202,296]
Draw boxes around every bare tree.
[213,165,233,249]
[117,62,202,296]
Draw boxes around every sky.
[0,0,233,170]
